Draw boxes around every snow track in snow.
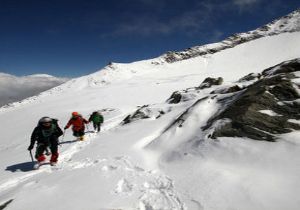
[0,112,186,210]
[0,115,120,195]
[99,156,186,209]
[0,133,95,194]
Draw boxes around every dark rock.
[122,105,170,125]
[211,120,276,141]
[262,59,300,76]
[0,199,13,210]
[238,73,262,82]
[224,85,243,93]
[211,85,243,94]
[198,77,223,89]
[203,60,300,141]
[269,80,299,101]
[167,88,200,104]
[122,115,132,124]
[156,110,166,119]
[122,105,150,124]
[167,91,182,104]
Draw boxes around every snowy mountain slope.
[113,58,300,209]
[2,31,300,113]
[162,9,300,63]
[0,10,300,210]
[143,57,300,157]
[2,59,298,210]
[0,73,68,107]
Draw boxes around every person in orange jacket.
[64,112,89,141]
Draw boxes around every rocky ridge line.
[162,9,300,63]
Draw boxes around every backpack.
[38,118,58,138]
[91,112,103,123]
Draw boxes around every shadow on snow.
[6,138,85,172]
[6,139,79,172]
[85,130,96,134]
[59,139,79,145]
[6,161,35,172]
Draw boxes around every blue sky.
[0,0,299,77]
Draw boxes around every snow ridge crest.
[162,9,300,63]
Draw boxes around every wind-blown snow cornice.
[163,9,300,63]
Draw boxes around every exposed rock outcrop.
[122,105,170,125]
[122,59,300,142]
[238,73,262,82]
[198,77,223,89]
[203,59,300,141]
[210,85,243,94]
[167,77,223,104]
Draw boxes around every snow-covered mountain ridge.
[2,9,299,111]
[3,29,300,113]
[163,9,300,63]
[45,9,300,91]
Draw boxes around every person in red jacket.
[64,112,89,141]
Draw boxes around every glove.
[28,145,34,151]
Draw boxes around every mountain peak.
[254,8,300,35]
[162,9,300,63]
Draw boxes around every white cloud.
[101,0,265,38]
[233,0,262,9]
[0,73,68,107]
[107,7,212,37]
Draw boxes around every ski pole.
[29,150,34,162]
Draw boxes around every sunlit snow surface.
[0,31,300,209]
